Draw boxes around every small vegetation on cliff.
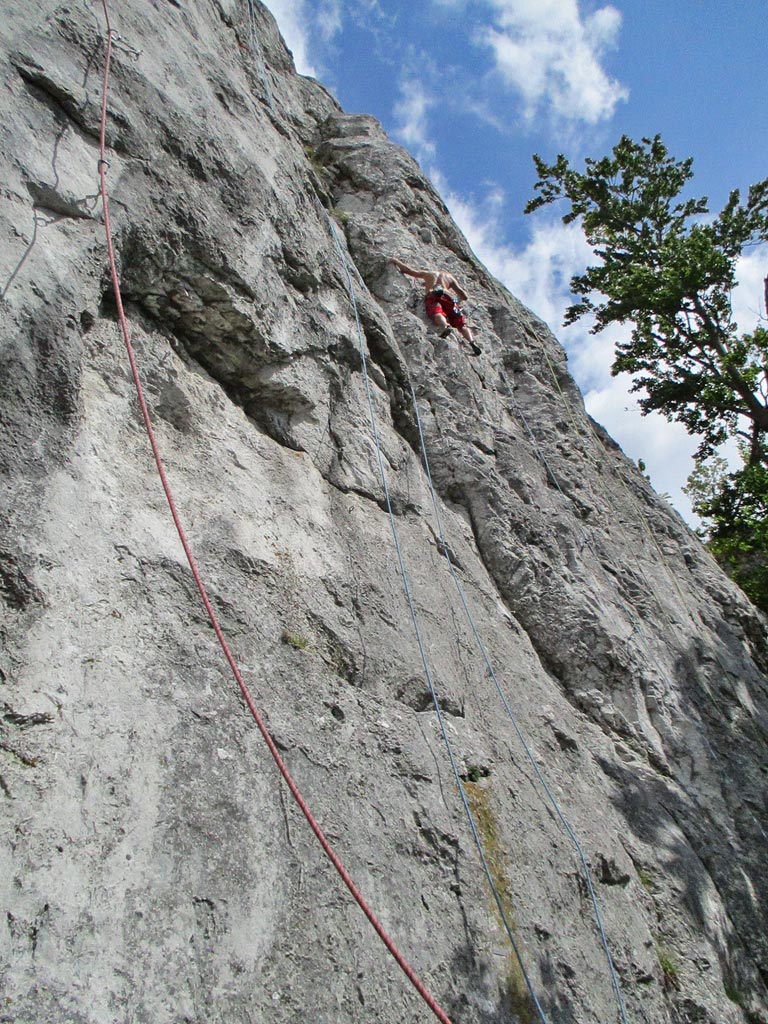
[635,865,655,893]
[656,944,681,990]
[281,628,310,651]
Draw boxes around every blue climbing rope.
[326,217,552,1024]
[409,379,630,1024]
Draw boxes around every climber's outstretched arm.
[390,257,430,282]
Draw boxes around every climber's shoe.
[470,341,482,356]
[439,327,452,339]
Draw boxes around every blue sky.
[261,0,767,525]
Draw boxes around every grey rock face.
[1,3,766,1024]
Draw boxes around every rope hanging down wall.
[95,4,454,1021]
[326,216,552,1024]
[407,380,630,1024]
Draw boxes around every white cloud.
[479,0,628,125]
[261,0,345,76]
[263,0,393,76]
[261,0,318,75]
[317,0,343,42]
[585,379,701,520]
[393,79,436,162]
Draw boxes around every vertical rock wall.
[1,3,766,1023]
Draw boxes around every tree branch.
[691,295,768,428]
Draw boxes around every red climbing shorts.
[425,291,465,328]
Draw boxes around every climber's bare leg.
[432,312,452,338]
[459,323,482,355]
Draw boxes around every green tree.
[685,455,768,609]
[683,455,731,533]
[526,135,768,610]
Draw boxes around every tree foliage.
[526,135,768,610]
[686,459,768,610]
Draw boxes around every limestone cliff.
[1,3,766,1023]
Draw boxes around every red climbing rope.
[95,3,453,1021]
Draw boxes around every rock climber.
[390,257,481,355]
